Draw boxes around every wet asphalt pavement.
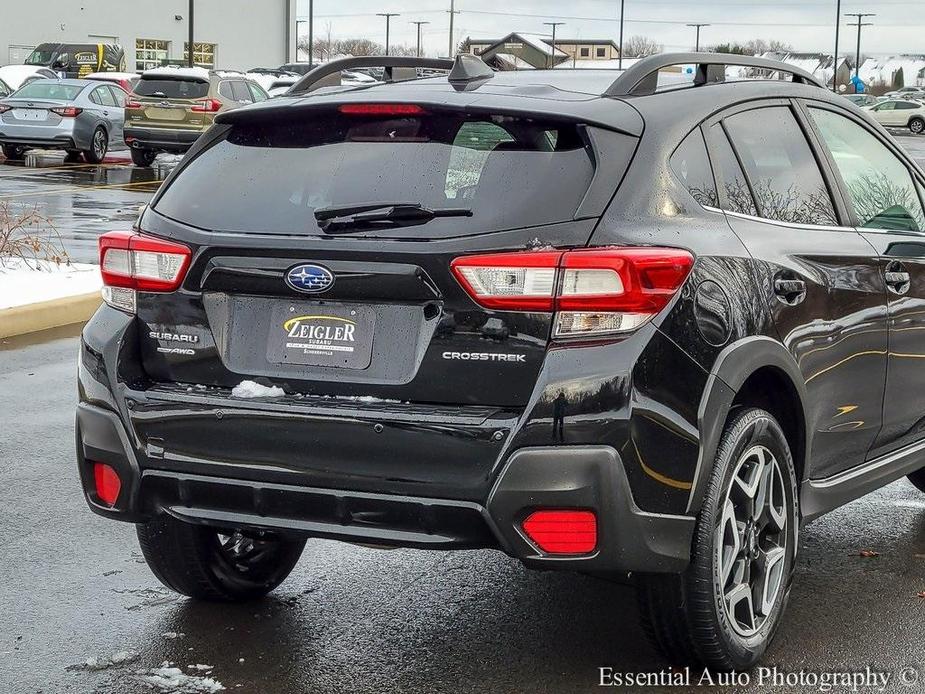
[1,136,925,693]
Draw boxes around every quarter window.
[709,124,758,217]
[91,86,117,107]
[808,107,925,232]
[219,81,234,100]
[723,107,838,226]
[670,129,718,208]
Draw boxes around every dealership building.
[0,0,298,71]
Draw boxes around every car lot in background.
[0,64,58,96]
[0,78,126,162]
[123,66,268,166]
[883,86,925,99]
[844,93,881,108]
[864,99,925,134]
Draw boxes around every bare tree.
[709,39,792,56]
[622,36,663,58]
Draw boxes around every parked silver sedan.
[0,79,126,163]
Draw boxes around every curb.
[0,292,101,339]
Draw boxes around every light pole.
[448,0,459,58]
[307,0,314,66]
[618,0,625,69]
[833,0,841,91]
[187,0,195,67]
[686,23,710,52]
[846,13,875,80]
[377,13,400,56]
[543,22,565,70]
[411,21,430,57]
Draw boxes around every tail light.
[522,510,597,555]
[191,98,222,113]
[0,105,11,114]
[124,97,142,109]
[450,247,694,339]
[98,231,191,313]
[50,106,82,117]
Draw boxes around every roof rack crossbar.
[604,52,826,97]
[288,56,454,95]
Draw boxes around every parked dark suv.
[76,54,925,670]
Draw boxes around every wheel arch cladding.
[688,336,810,515]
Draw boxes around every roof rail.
[289,56,454,95]
[605,52,826,97]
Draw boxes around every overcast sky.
[295,0,924,57]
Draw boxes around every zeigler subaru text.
[76,54,925,670]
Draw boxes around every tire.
[82,126,108,164]
[136,514,306,601]
[130,148,157,167]
[1,144,25,160]
[637,408,800,670]
[908,467,925,493]
[910,117,925,135]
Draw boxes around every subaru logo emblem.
[285,263,334,294]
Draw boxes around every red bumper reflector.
[522,510,597,555]
[93,463,121,506]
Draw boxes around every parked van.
[24,43,126,79]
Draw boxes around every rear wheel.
[637,408,799,670]
[910,117,925,135]
[83,127,108,164]
[130,148,158,167]
[136,514,306,601]
[1,144,25,160]
[908,468,925,493]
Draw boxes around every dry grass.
[0,202,69,267]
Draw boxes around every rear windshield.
[135,78,209,99]
[12,82,83,100]
[153,111,595,236]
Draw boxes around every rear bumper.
[76,399,694,573]
[124,125,202,152]
[0,119,82,150]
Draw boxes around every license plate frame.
[267,302,376,370]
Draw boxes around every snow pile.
[231,380,285,398]
[0,258,101,310]
[67,650,137,671]
[136,663,224,693]
[141,66,211,81]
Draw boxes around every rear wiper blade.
[314,203,472,233]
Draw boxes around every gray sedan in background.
[0,79,126,163]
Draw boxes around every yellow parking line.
[0,162,133,176]
[0,180,162,200]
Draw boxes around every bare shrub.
[0,202,69,267]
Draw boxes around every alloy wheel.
[93,129,107,158]
[714,445,789,638]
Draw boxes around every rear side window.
[135,78,209,99]
[153,111,597,237]
[809,107,925,232]
[709,124,758,217]
[670,129,718,208]
[230,81,252,103]
[723,107,837,226]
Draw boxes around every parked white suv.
[864,99,925,134]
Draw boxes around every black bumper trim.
[485,446,695,573]
[124,126,201,152]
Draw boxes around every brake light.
[50,106,82,117]
[191,98,222,113]
[338,103,426,116]
[522,510,597,555]
[124,98,142,109]
[450,247,694,338]
[98,231,191,313]
[0,105,10,114]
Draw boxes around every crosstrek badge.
[267,304,376,370]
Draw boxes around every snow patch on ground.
[0,258,101,310]
[231,380,285,398]
[67,650,138,671]
[136,662,225,693]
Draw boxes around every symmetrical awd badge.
[286,264,335,294]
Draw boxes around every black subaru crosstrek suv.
[76,53,925,670]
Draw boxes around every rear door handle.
[885,262,911,295]
[773,278,806,304]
